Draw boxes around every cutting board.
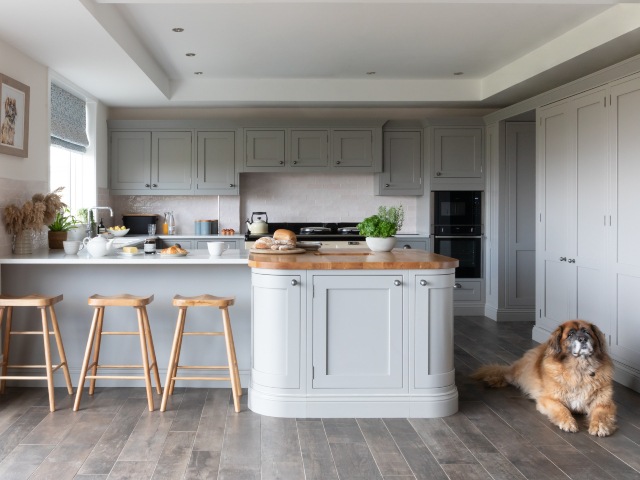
[250,248,306,255]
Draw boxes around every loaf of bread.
[273,229,297,245]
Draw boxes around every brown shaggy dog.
[471,320,616,436]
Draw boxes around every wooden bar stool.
[161,294,241,413]
[74,294,162,411]
[0,294,74,412]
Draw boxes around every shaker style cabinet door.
[110,131,152,190]
[431,127,483,180]
[377,130,422,195]
[332,130,373,168]
[244,129,286,168]
[290,130,329,167]
[196,131,238,194]
[311,274,403,390]
[151,131,193,191]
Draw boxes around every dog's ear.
[589,323,608,357]
[548,325,565,359]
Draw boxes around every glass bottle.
[98,218,106,234]
[162,212,169,235]
[168,211,176,235]
[89,210,97,237]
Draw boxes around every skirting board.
[484,305,535,322]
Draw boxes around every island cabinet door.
[251,272,301,389]
[312,274,403,389]
[413,273,455,389]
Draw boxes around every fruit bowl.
[106,227,130,237]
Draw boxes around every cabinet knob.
[336,161,341,165]
[420,279,427,286]
[279,161,284,165]
[436,171,442,176]
[385,183,390,187]
[394,280,401,286]
[560,257,567,262]
[293,161,298,165]
[568,258,576,263]
[403,245,412,249]
[145,184,150,188]
[454,283,462,289]
[229,184,234,188]
[291,279,298,286]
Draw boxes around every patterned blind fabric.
[50,84,89,153]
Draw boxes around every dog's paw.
[588,421,615,437]
[557,418,579,433]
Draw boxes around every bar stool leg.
[74,307,100,411]
[0,306,10,394]
[141,307,162,394]
[49,305,73,395]
[160,306,186,412]
[89,307,105,395]
[221,307,241,413]
[169,308,188,395]
[40,306,56,412]
[136,307,155,411]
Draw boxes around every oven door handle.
[434,235,483,239]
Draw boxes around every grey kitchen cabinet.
[158,239,193,250]
[244,129,286,169]
[195,239,238,250]
[110,130,193,195]
[311,274,404,390]
[376,130,423,195]
[430,126,484,187]
[251,271,303,390]
[290,129,329,167]
[332,129,374,168]
[397,238,429,250]
[196,131,238,195]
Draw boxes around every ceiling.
[3,0,640,111]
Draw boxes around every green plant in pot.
[357,205,404,252]
[48,209,78,249]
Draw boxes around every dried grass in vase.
[3,187,66,235]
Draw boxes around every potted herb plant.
[47,209,78,249]
[357,205,405,252]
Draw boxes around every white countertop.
[0,248,249,265]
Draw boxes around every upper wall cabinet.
[375,130,423,196]
[240,127,382,172]
[110,130,193,195]
[429,126,484,189]
[196,131,238,195]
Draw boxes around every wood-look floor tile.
[105,460,156,480]
[0,406,51,463]
[217,404,260,479]
[151,431,196,480]
[191,388,229,452]
[297,419,338,480]
[324,419,382,480]
[357,418,413,476]
[184,450,221,480]
[0,444,55,479]
[29,444,93,480]
[117,408,176,463]
[261,416,305,480]
[409,418,477,465]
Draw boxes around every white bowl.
[106,228,130,237]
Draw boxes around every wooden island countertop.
[248,248,459,270]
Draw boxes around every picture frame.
[0,73,30,157]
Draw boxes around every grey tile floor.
[1,316,639,479]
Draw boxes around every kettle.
[83,235,115,257]
[246,212,269,234]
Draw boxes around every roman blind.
[50,84,89,153]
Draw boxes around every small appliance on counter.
[246,212,269,234]
[244,221,366,249]
[122,214,159,234]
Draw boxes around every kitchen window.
[49,79,96,213]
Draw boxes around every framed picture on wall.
[0,73,30,157]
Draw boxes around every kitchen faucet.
[87,206,114,236]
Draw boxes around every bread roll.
[273,229,297,245]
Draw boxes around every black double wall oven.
[432,191,482,278]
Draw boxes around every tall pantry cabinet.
[535,74,640,385]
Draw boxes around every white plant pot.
[365,236,396,252]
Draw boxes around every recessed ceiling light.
[194,72,203,75]
[186,53,196,57]
[366,71,376,75]
[172,28,184,33]
[453,72,464,76]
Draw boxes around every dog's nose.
[577,333,589,343]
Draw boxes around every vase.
[48,231,68,249]
[13,230,33,255]
[365,236,397,252]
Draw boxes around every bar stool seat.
[74,294,161,411]
[0,294,74,411]
[161,294,241,412]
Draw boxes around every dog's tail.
[470,364,512,388]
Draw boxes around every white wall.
[0,39,50,254]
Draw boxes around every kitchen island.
[248,249,459,418]
[0,247,458,418]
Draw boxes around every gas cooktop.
[244,222,364,241]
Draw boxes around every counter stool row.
[0,293,241,412]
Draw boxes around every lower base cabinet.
[249,268,458,418]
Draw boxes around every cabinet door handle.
[385,183,390,187]
[568,258,576,263]
[403,245,412,249]
[454,283,462,289]
[394,279,402,286]
[229,184,234,188]
[291,279,298,286]
[152,184,158,188]
[420,279,427,286]
[336,161,341,165]
[145,184,150,188]
[559,257,567,262]
[279,161,284,165]
[436,171,442,176]
[293,161,298,165]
